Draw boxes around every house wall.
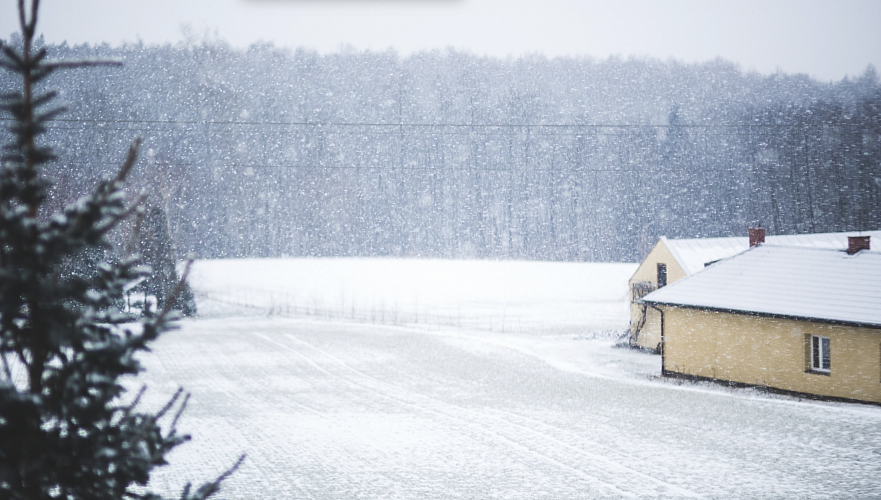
[662,307,881,404]
[631,305,664,351]
[629,239,687,350]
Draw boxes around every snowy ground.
[187,257,633,335]
[136,258,881,499]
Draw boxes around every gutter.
[647,302,666,375]
[641,300,881,331]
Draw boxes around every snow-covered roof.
[662,230,881,275]
[642,245,881,328]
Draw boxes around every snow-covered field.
[188,257,633,334]
[138,258,881,499]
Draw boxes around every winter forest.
[2,36,879,262]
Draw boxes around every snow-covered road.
[141,316,881,499]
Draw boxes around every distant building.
[641,237,881,405]
[628,229,881,351]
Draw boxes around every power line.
[0,117,870,129]
[34,127,797,139]
[55,160,743,173]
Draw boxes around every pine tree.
[132,205,197,317]
[0,2,240,499]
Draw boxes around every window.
[657,263,667,288]
[811,335,831,372]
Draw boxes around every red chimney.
[749,227,766,247]
[847,236,870,255]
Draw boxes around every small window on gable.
[811,335,831,373]
[657,263,667,288]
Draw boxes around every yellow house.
[628,229,881,351]
[641,239,881,405]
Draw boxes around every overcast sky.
[1,0,879,82]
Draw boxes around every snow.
[644,245,881,327]
[662,230,881,276]
[134,258,881,498]
[188,257,635,334]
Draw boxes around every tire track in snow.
[143,329,409,499]
[280,331,703,498]
[251,331,632,497]
[250,330,699,498]
[248,331,622,496]
[194,333,407,498]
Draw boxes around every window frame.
[657,263,667,288]
[810,335,831,374]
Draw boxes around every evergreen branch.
[35,106,67,123]
[30,90,57,108]
[0,45,24,67]
[18,0,28,39]
[0,45,22,64]
[30,47,48,65]
[170,392,190,430]
[96,191,148,236]
[27,0,39,38]
[212,454,246,487]
[154,387,184,420]
[178,483,192,500]
[126,384,148,411]
[184,454,245,500]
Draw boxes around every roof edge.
[641,301,881,330]
[660,236,692,275]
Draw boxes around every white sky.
[1,0,879,82]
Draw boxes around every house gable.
[628,237,687,287]
[628,238,688,350]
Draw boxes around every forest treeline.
[2,36,879,262]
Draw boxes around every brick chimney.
[749,227,766,247]
[847,236,870,255]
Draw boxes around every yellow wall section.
[662,307,881,404]
[629,305,663,350]
[629,239,687,350]
[629,239,688,285]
